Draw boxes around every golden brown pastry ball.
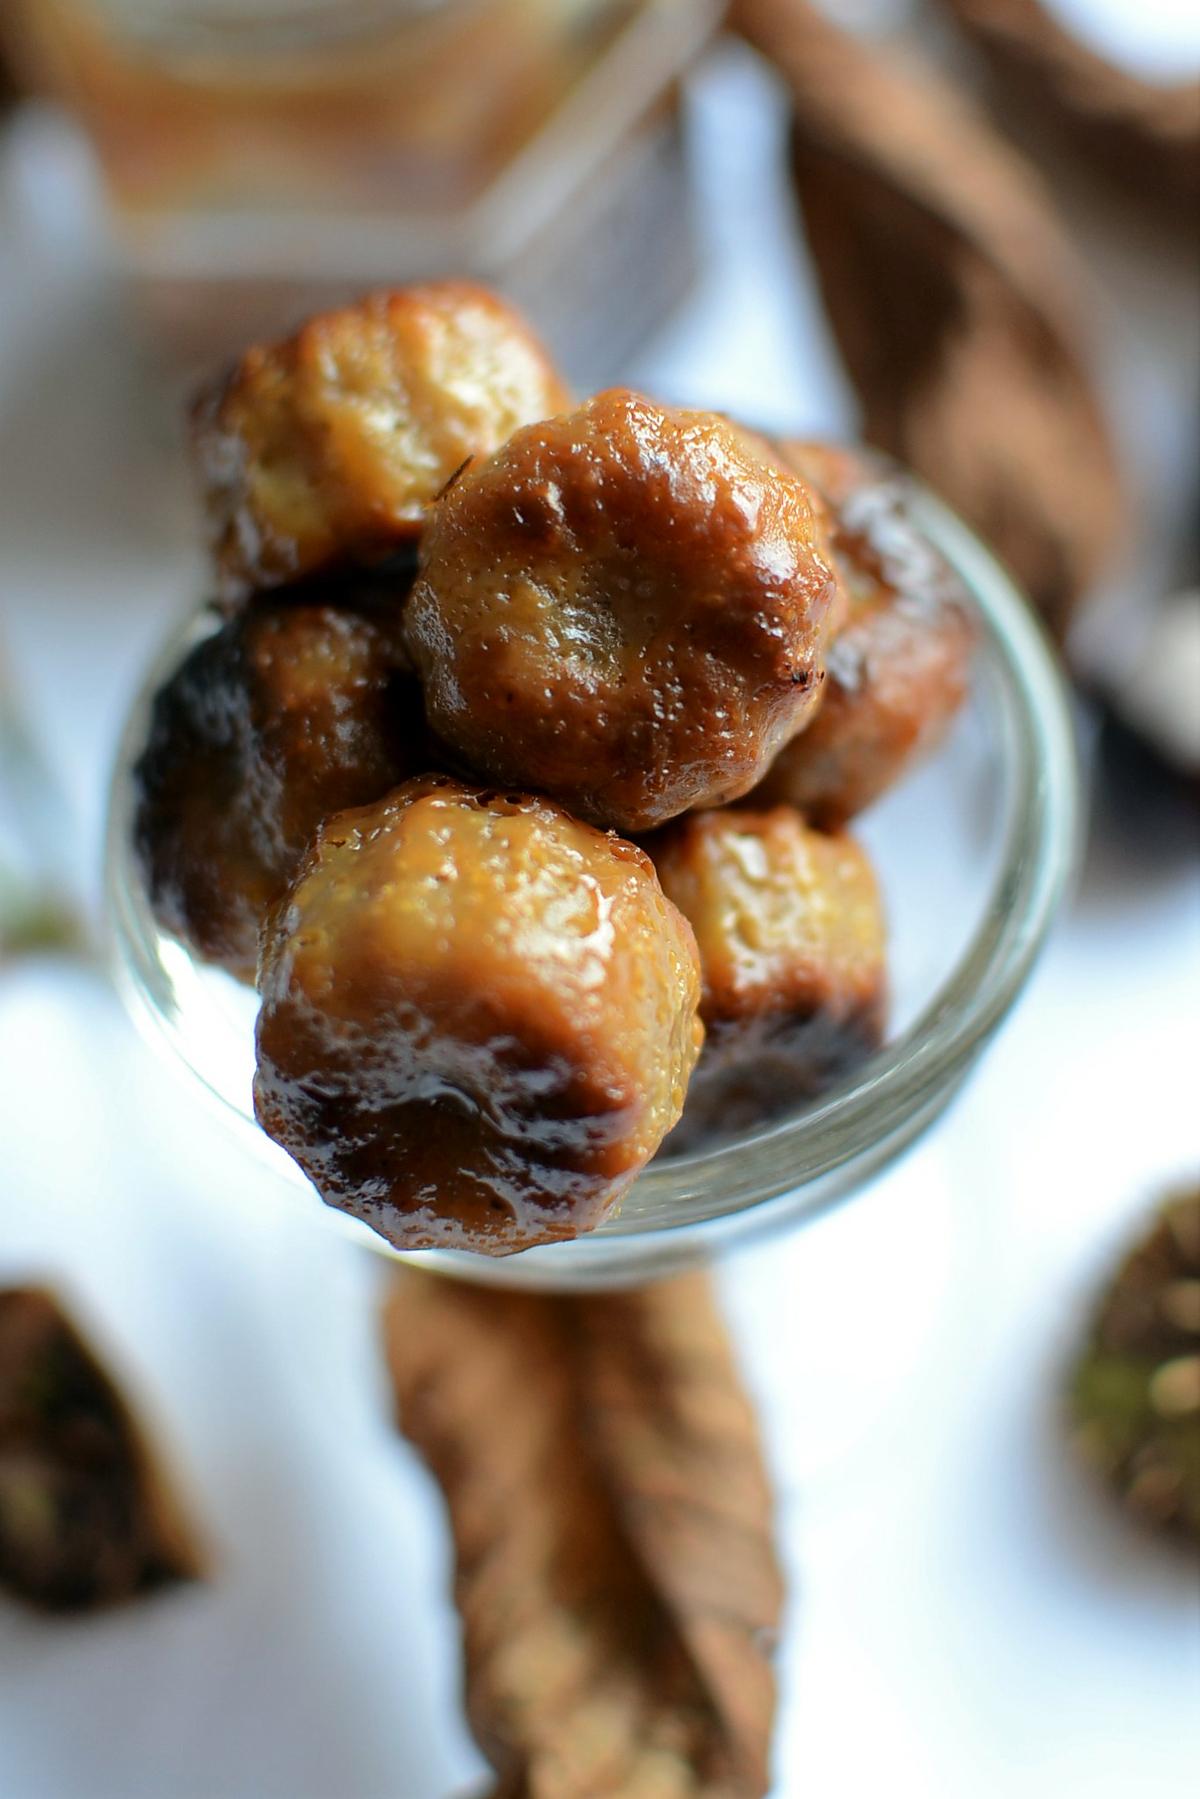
[404,389,838,835]
[133,596,424,980]
[190,282,571,603]
[749,440,975,828]
[651,805,887,1151]
[254,777,704,1255]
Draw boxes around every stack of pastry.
[134,281,974,1255]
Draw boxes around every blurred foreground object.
[0,1287,205,1611]
[384,1269,783,1797]
[1106,585,1200,791]
[1069,1186,1200,1551]
[2,0,717,384]
[0,23,19,114]
[733,0,1126,638]
[0,644,84,964]
[938,0,1200,227]
[1080,581,1200,798]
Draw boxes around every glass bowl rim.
[104,487,1080,1284]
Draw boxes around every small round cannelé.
[651,804,887,1151]
[254,777,704,1254]
[404,389,839,834]
[133,596,424,979]
[191,282,571,603]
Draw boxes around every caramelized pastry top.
[191,282,571,602]
[254,776,703,1254]
[405,389,838,834]
[652,804,886,1149]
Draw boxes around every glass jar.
[104,489,1080,1292]
[4,0,718,383]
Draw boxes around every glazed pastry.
[254,776,704,1254]
[651,804,886,1150]
[405,390,838,834]
[750,440,975,828]
[133,596,424,979]
[191,282,571,602]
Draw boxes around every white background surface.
[2,17,1199,1798]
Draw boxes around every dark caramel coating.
[254,777,703,1256]
[651,806,887,1152]
[191,282,571,603]
[404,390,838,834]
[133,597,425,980]
[748,440,976,828]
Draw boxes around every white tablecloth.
[2,38,1198,1799]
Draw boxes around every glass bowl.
[105,491,1079,1291]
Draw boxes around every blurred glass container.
[4,0,718,383]
[0,645,82,962]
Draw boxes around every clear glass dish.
[105,490,1080,1291]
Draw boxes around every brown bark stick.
[733,0,1127,637]
[382,1270,784,1799]
[939,0,1200,224]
